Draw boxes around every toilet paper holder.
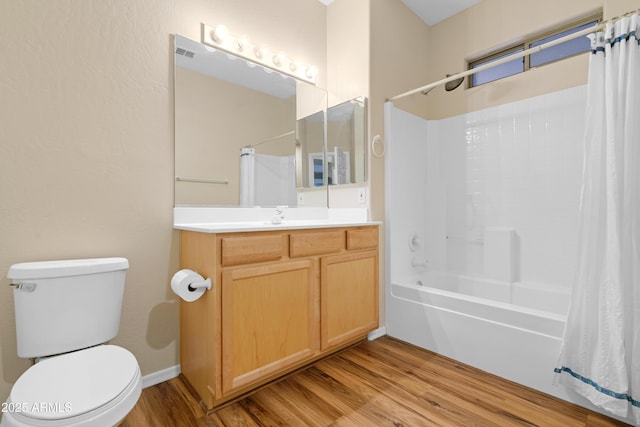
[172,269,212,302]
[187,277,212,292]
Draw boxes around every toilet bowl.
[1,346,141,427]
[2,258,142,427]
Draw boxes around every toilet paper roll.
[171,269,208,302]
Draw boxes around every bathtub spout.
[411,257,429,269]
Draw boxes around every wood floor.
[122,336,629,427]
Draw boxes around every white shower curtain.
[240,147,255,207]
[555,14,640,422]
[253,153,296,207]
[239,147,297,207]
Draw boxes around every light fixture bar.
[201,23,317,85]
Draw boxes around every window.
[529,21,596,67]
[471,47,524,86]
[469,14,601,87]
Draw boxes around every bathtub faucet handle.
[408,233,421,252]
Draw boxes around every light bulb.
[235,36,249,52]
[211,25,229,43]
[305,65,318,79]
[273,52,285,67]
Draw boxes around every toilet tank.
[7,257,129,359]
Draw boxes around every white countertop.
[173,207,380,234]
[174,219,379,233]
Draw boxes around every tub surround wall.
[388,85,586,293]
[440,86,585,289]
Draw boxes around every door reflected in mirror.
[174,34,327,208]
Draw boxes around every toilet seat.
[1,345,141,427]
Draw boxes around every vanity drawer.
[221,234,286,266]
[346,228,378,251]
[289,230,345,258]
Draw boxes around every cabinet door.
[320,249,378,350]
[221,259,319,394]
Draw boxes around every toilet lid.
[10,345,139,421]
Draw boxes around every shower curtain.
[239,147,297,207]
[240,148,255,206]
[555,14,640,422]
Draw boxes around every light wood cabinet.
[179,225,378,410]
[321,250,378,350]
[221,259,319,393]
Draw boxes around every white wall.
[388,85,587,291]
[384,104,428,282]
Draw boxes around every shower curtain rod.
[246,130,295,148]
[387,21,604,102]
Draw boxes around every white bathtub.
[386,272,577,403]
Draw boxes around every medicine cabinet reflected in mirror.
[300,96,368,188]
[296,110,325,189]
[326,97,367,185]
[174,34,328,208]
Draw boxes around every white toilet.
[1,258,142,427]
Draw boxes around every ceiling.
[401,0,480,26]
[319,0,480,26]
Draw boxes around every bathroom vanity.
[172,31,377,410]
[175,215,379,410]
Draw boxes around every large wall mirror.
[174,34,328,207]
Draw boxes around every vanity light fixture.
[202,23,317,84]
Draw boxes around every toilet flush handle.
[9,282,37,292]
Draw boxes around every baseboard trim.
[139,330,386,389]
[142,364,181,389]
[367,326,387,341]
[140,330,386,389]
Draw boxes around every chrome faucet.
[271,205,287,224]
